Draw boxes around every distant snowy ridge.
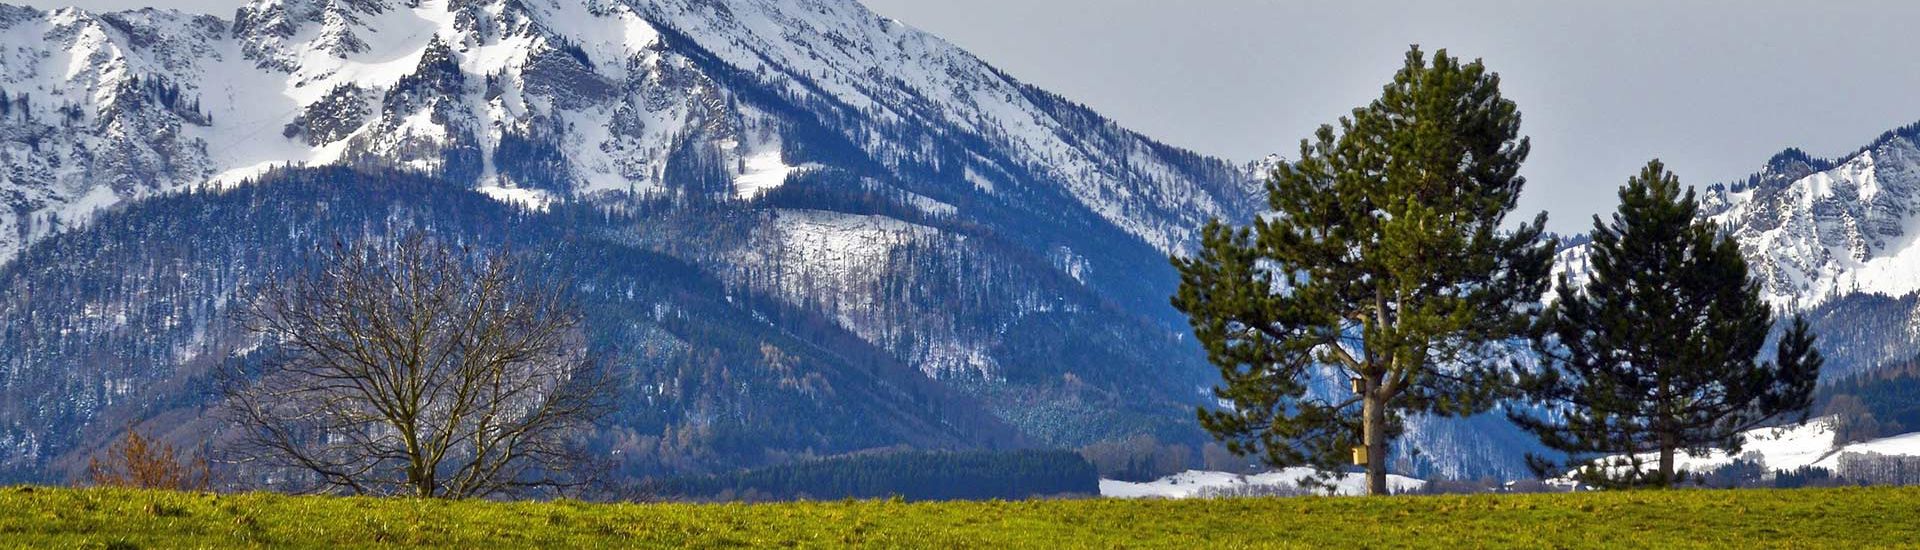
[1543,125,1920,380]
[1701,128,1920,310]
[1551,125,1920,312]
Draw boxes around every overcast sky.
[17,0,1920,232]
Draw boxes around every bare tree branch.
[219,232,615,499]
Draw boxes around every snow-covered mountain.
[0,0,1259,263]
[1701,125,1920,310]
[0,0,1271,483]
[1547,124,1920,380]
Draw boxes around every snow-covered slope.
[0,0,1260,264]
[1701,127,1920,309]
[0,0,1262,397]
[1816,431,1920,469]
[1552,124,1920,314]
[1582,417,1920,476]
[1587,418,1841,476]
[0,5,227,256]
[1101,469,1426,498]
[633,0,1259,253]
[1549,124,1920,378]
[0,0,1268,481]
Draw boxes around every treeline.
[1835,453,1920,486]
[1816,358,1920,444]
[1696,452,1920,490]
[1078,435,1257,482]
[654,449,1098,502]
[1798,292,1920,381]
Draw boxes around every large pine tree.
[1172,47,1554,495]
[1511,160,1823,488]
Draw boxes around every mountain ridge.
[1543,121,1920,380]
[0,0,1278,484]
[0,0,1263,263]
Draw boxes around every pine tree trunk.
[1363,390,1388,496]
[1658,433,1677,488]
[1658,375,1677,488]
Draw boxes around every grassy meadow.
[3,485,1917,548]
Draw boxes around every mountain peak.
[1669,121,1920,313]
[1765,147,1828,173]
[0,0,1258,263]
[233,0,391,70]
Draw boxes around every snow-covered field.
[1109,421,1920,499]
[1100,468,1426,498]
[1584,417,1920,475]
[1819,432,1920,468]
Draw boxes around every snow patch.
[59,184,121,222]
[900,191,957,217]
[734,149,801,200]
[1580,417,1920,477]
[1101,469,1426,498]
[1815,432,1920,469]
[476,184,557,211]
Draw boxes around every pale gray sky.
[18,0,1920,232]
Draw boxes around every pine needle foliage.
[1511,160,1824,488]
[1172,46,1553,494]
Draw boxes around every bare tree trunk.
[1363,389,1388,496]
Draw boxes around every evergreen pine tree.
[1511,160,1824,488]
[1172,46,1554,495]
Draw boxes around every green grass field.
[3,485,1917,548]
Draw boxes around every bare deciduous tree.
[221,233,613,499]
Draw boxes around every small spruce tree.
[1173,46,1553,495]
[1511,160,1823,488]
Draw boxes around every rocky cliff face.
[1701,127,1920,309]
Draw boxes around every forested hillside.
[0,167,1034,483]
